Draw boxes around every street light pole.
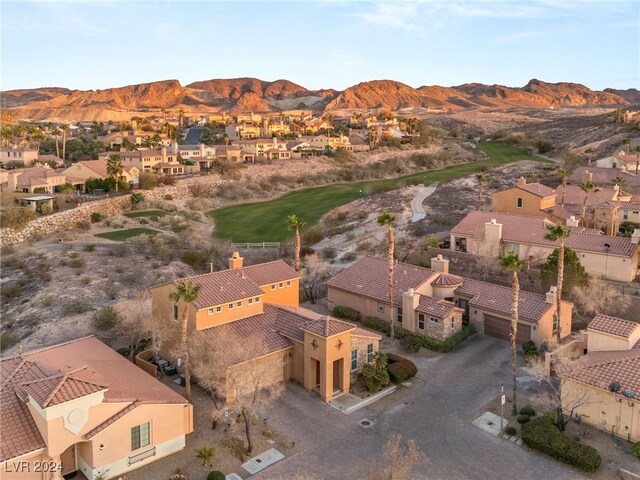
[500,384,505,434]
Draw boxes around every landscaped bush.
[302,227,324,245]
[332,306,361,322]
[505,426,517,436]
[386,353,417,383]
[196,445,215,466]
[521,412,602,472]
[357,353,390,392]
[92,306,120,330]
[90,212,104,223]
[362,316,391,335]
[393,327,409,340]
[400,334,423,353]
[633,442,640,458]
[520,405,536,417]
[207,472,225,480]
[517,415,531,424]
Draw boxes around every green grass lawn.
[123,210,167,218]
[208,141,546,242]
[95,228,160,241]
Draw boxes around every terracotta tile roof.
[455,278,553,323]
[588,314,640,339]
[553,184,623,207]
[416,296,459,319]
[20,371,107,408]
[451,211,637,257]
[299,316,355,338]
[326,256,435,306]
[84,401,139,439]
[77,160,109,177]
[351,327,383,339]
[564,349,640,399]
[635,338,640,348]
[173,260,299,309]
[569,167,640,188]
[517,182,556,197]
[431,272,464,286]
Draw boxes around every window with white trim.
[377,303,384,313]
[279,282,284,288]
[418,314,425,330]
[228,303,234,310]
[216,306,222,313]
[248,298,253,305]
[451,318,455,329]
[255,297,261,302]
[208,308,215,315]
[516,197,523,208]
[351,349,358,370]
[396,307,403,324]
[286,280,291,286]
[131,422,150,451]
[430,316,439,324]
[236,301,242,308]
[367,343,374,363]
[271,284,276,290]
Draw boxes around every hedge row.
[521,413,601,472]
[332,305,362,322]
[386,352,417,383]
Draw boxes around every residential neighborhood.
[2,2,640,480]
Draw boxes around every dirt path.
[410,182,438,222]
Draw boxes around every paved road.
[254,335,585,480]
[410,182,438,222]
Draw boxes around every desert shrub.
[195,445,215,466]
[0,333,18,350]
[164,194,174,201]
[340,251,357,263]
[302,227,324,245]
[69,257,86,269]
[181,250,209,271]
[535,139,554,154]
[93,306,120,330]
[633,442,640,458]
[520,405,536,417]
[362,316,391,335]
[169,470,188,480]
[0,207,38,231]
[505,426,517,436]
[386,353,417,383]
[222,436,248,461]
[186,197,215,211]
[332,306,361,322]
[1,282,23,302]
[522,341,537,354]
[207,472,224,480]
[189,182,211,198]
[109,244,129,256]
[80,276,91,286]
[356,241,373,253]
[517,415,531,424]
[83,244,96,252]
[138,172,156,190]
[130,192,144,204]
[64,299,91,315]
[521,413,601,472]
[300,246,315,257]
[90,212,104,223]
[322,247,337,260]
[77,221,91,231]
[426,236,440,248]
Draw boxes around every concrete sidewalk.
[410,182,438,222]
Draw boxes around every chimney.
[546,286,558,304]
[272,137,278,148]
[402,288,420,332]
[631,229,640,245]
[517,176,526,186]
[161,145,167,163]
[582,170,593,183]
[430,254,449,274]
[566,216,579,228]
[485,219,503,241]
[229,252,244,270]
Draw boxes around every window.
[216,306,222,313]
[624,212,629,220]
[553,314,558,333]
[248,298,253,305]
[131,422,150,451]
[516,197,523,208]
[377,303,384,313]
[236,301,242,308]
[451,318,455,329]
[351,349,358,370]
[255,297,261,302]
[279,282,284,288]
[228,303,234,310]
[367,343,374,363]
[396,307,403,324]
[271,284,276,290]
[173,304,178,322]
[208,308,215,315]
[286,280,291,286]
[418,314,425,330]
[430,316,439,324]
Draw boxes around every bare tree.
[570,278,631,319]
[529,352,598,431]
[300,254,330,304]
[367,434,426,480]
[114,291,152,360]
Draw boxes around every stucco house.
[562,314,640,443]
[0,336,193,480]
[450,211,639,282]
[1,146,39,165]
[151,254,380,403]
[326,256,571,347]
[0,167,84,194]
[62,160,139,186]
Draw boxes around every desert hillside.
[2,77,634,122]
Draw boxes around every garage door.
[484,314,531,344]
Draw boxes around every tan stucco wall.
[327,288,391,322]
[491,188,550,217]
[259,278,300,307]
[0,450,48,480]
[303,330,352,402]
[587,329,639,352]
[563,379,640,443]
[224,348,292,402]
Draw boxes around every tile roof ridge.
[84,400,140,439]
[0,358,29,391]
[572,349,640,371]
[21,335,97,358]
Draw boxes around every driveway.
[254,335,586,480]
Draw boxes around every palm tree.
[544,223,571,346]
[556,168,570,217]
[168,281,201,403]
[578,181,597,227]
[106,154,124,192]
[50,126,61,158]
[635,145,640,175]
[61,124,69,162]
[623,138,630,155]
[287,214,306,273]
[475,172,488,211]
[613,175,626,188]
[584,147,595,165]
[378,210,396,338]
[499,251,523,415]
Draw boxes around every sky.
[1,0,639,92]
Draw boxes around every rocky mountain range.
[2,77,637,122]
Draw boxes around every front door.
[458,299,469,325]
[315,359,321,388]
[60,444,76,475]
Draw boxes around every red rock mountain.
[2,77,633,122]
